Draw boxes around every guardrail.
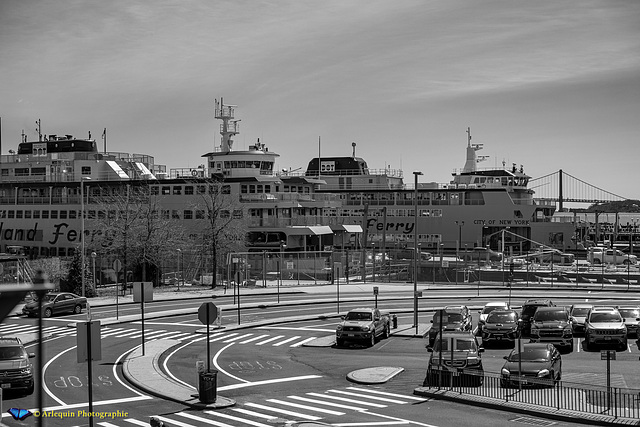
[421,370,640,420]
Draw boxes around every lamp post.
[279,241,286,303]
[176,249,183,292]
[455,221,464,285]
[413,171,422,328]
[91,252,97,290]
[80,177,91,297]
[631,218,638,256]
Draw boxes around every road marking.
[346,387,428,401]
[217,375,323,391]
[222,333,253,343]
[328,389,408,404]
[204,410,274,426]
[272,336,301,346]
[265,398,345,415]
[175,411,236,426]
[290,337,317,347]
[209,332,236,342]
[255,335,285,345]
[124,419,150,426]
[288,395,369,411]
[258,326,336,332]
[305,392,386,408]
[97,422,119,427]
[239,334,269,344]
[244,402,322,420]
[151,415,195,427]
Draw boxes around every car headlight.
[616,328,626,334]
[501,368,510,376]
[562,327,572,336]
[20,367,32,375]
[363,325,372,332]
[585,327,594,334]
[467,357,481,366]
[336,325,343,331]
[537,369,550,378]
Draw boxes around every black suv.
[520,299,555,336]
[427,308,473,348]
[0,338,35,395]
[424,331,485,387]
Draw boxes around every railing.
[421,370,640,420]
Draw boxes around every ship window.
[224,161,230,169]
[60,211,67,219]
[501,177,508,185]
[33,210,40,219]
[31,167,46,175]
[151,186,159,196]
[161,186,170,195]
[233,209,243,218]
[68,210,76,219]
[216,162,222,170]
[249,185,256,194]
[97,211,105,219]
[81,166,91,175]
[185,186,194,195]
[1,169,7,176]
[230,161,238,168]
[184,210,193,220]
[50,210,58,219]
[173,186,182,195]
[241,185,248,194]
[220,210,230,218]
[58,248,66,257]
[41,210,49,219]
[196,210,204,219]
[40,247,48,256]
[16,168,29,176]
[88,210,95,219]
[49,248,57,256]
[16,210,23,219]
[172,210,180,219]
[237,161,245,168]
[257,184,263,193]
[197,185,206,194]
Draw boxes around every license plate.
[604,336,611,340]
[1,384,10,389]
[346,334,355,337]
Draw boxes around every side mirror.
[478,347,485,353]
[28,353,36,358]
[430,320,433,323]
[503,355,508,360]
[426,346,433,352]
[340,315,345,320]
[478,310,482,314]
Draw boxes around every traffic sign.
[601,350,616,360]
[373,286,379,295]
[198,302,218,324]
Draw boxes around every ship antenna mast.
[215,97,239,153]
[352,141,356,158]
[36,119,42,141]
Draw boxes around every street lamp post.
[176,249,183,292]
[91,252,97,290]
[631,218,638,256]
[413,171,423,328]
[80,177,91,297]
[455,221,464,285]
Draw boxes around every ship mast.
[215,98,239,152]
[462,127,486,174]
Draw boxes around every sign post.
[198,302,218,372]
[601,349,616,411]
[133,282,153,356]
[77,320,101,427]
[373,286,379,308]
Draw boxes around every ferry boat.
[0,99,577,282]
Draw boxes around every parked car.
[519,299,555,337]
[390,249,432,262]
[481,309,520,345]
[335,307,391,347]
[500,343,562,388]
[583,307,627,351]
[529,250,576,265]
[460,247,502,263]
[427,308,473,347]
[569,304,593,334]
[587,247,637,265]
[477,301,510,334]
[22,292,87,318]
[0,337,35,395]
[616,306,640,337]
[529,307,574,352]
[424,331,484,387]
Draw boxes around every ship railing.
[239,193,341,204]
[280,168,404,179]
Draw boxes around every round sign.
[198,302,218,324]
[113,259,122,272]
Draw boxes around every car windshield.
[487,312,516,323]
[433,338,476,352]
[618,309,639,318]
[40,294,56,303]
[482,305,505,315]
[589,313,622,323]
[0,347,26,360]
[433,313,463,323]
[534,310,566,321]
[509,348,550,362]
[345,312,372,321]
[571,308,591,316]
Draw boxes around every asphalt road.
[0,286,638,426]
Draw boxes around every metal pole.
[81,180,85,297]
[413,171,422,328]
[87,321,94,427]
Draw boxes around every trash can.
[198,370,217,403]
[392,314,398,329]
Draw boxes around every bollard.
[392,314,398,329]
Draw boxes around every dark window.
[33,210,40,219]
[184,210,193,219]
[185,186,194,195]
[173,186,182,195]
[81,166,91,175]
[50,210,58,219]
[69,210,77,219]
[59,210,67,219]
[41,210,49,219]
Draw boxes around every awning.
[342,224,363,233]
[286,226,334,236]
[308,225,334,235]
[135,162,156,179]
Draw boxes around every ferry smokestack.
[352,142,356,158]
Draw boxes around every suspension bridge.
[530,169,628,209]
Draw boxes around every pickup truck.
[587,247,637,265]
[336,308,391,347]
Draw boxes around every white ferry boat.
[0,99,576,280]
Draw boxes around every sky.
[1,0,639,203]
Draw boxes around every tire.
[619,340,628,351]
[383,324,390,339]
[369,333,376,347]
[623,259,631,265]
[44,307,52,318]
[74,304,82,314]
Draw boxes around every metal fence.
[421,370,640,420]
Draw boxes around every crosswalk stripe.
[175,411,235,427]
[272,336,301,347]
[346,386,428,401]
[265,398,344,415]
[101,328,127,337]
[255,335,285,346]
[97,422,119,427]
[239,334,268,344]
[306,392,386,408]
[160,332,195,340]
[203,409,274,427]
[243,403,322,421]
[223,333,254,343]
[123,419,149,426]
[327,389,407,404]
[231,408,280,420]
[0,325,37,333]
[115,329,153,338]
[288,395,369,411]
[290,337,317,347]
[209,333,237,342]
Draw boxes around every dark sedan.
[500,343,562,388]
[22,292,87,318]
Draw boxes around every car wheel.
[74,304,82,314]
[26,383,34,396]
[619,341,628,351]
[369,333,376,347]
[44,308,52,318]
[383,324,390,339]
[336,338,344,347]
